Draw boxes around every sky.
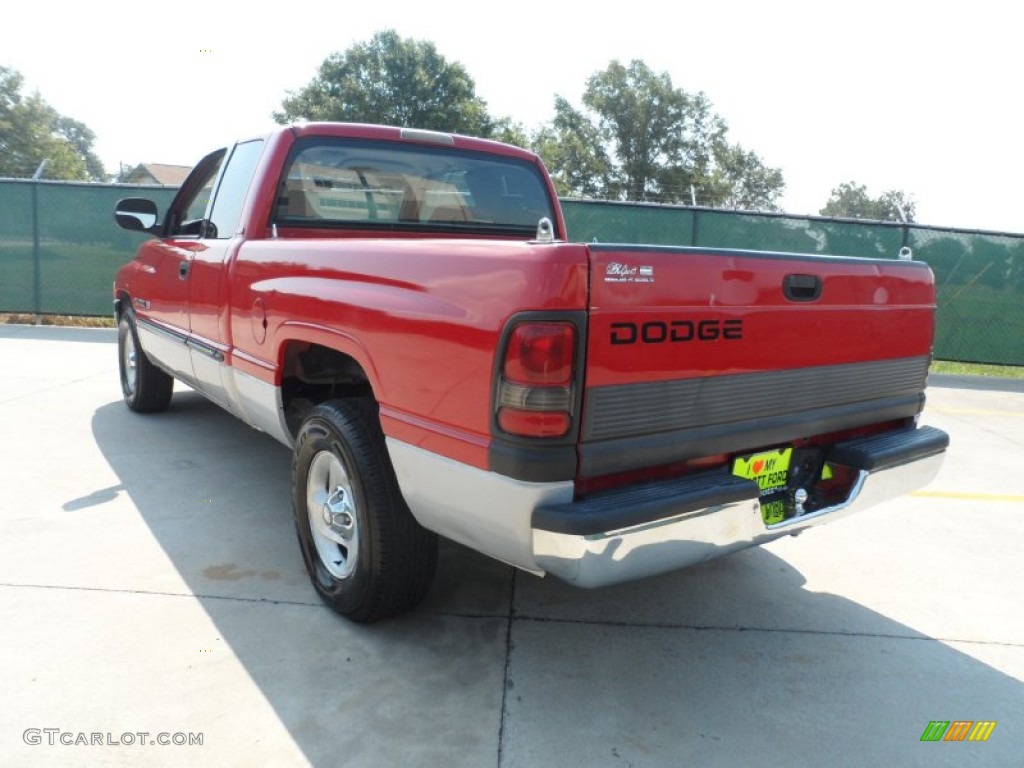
[3,0,1022,232]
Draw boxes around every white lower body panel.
[385,438,573,574]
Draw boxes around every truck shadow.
[88,391,1022,767]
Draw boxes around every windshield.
[273,138,556,236]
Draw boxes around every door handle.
[179,260,190,280]
[783,274,821,302]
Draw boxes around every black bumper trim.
[489,442,578,484]
[534,425,949,537]
[828,425,950,471]
[534,471,759,536]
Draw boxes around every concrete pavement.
[1,325,1021,766]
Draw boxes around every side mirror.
[115,198,159,233]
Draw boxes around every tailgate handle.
[783,274,821,302]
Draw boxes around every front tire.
[118,310,173,413]
[292,399,438,622]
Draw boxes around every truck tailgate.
[581,244,937,478]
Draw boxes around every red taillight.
[503,323,575,386]
[497,409,571,438]
[497,322,576,438]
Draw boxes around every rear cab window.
[272,138,556,237]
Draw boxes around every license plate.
[732,447,793,495]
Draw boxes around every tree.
[274,30,494,136]
[532,97,613,197]
[0,66,104,180]
[534,60,784,209]
[820,181,916,222]
[55,117,106,181]
[582,60,690,201]
[708,144,786,210]
[490,116,530,149]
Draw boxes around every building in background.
[122,163,191,186]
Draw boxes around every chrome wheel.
[306,450,360,579]
[116,311,173,413]
[121,328,137,396]
[292,399,438,622]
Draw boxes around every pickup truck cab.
[114,123,949,622]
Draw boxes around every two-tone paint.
[114,123,949,584]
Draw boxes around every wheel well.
[280,341,374,437]
[114,292,131,319]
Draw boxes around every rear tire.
[292,398,438,622]
[118,310,173,413]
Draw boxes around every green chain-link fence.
[0,180,177,316]
[1,180,1021,365]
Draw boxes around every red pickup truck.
[113,123,948,622]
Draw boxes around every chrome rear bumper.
[533,426,948,587]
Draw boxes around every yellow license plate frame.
[732,447,793,495]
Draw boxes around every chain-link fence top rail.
[0,180,1020,364]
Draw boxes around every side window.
[185,169,219,222]
[168,149,225,237]
[207,140,264,239]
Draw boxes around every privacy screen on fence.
[1,180,1021,365]
[0,181,178,316]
